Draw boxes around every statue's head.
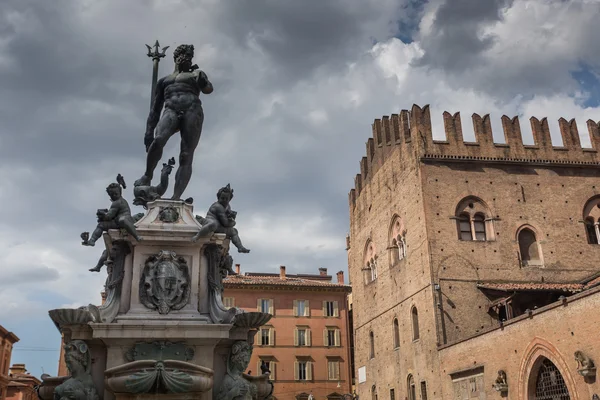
[106,183,122,201]
[63,340,91,375]
[173,44,194,71]
[229,341,252,373]
[216,184,233,206]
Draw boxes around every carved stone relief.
[139,250,190,314]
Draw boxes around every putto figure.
[192,184,250,253]
[135,44,214,200]
[81,177,142,246]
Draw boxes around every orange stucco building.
[0,326,19,400]
[5,365,40,400]
[224,266,353,400]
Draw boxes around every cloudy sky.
[1,0,600,376]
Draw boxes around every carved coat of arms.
[140,251,190,314]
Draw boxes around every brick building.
[347,105,600,399]
[5,365,40,400]
[223,266,353,400]
[0,326,19,400]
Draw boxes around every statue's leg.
[120,218,142,241]
[172,105,203,200]
[230,229,250,253]
[84,227,104,246]
[191,220,217,242]
[89,249,108,272]
[85,222,114,246]
[137,110,179,185]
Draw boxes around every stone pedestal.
[44,199,272,400]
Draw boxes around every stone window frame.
[407,374,416,400]
[259,326,275,346]
[327,359,341,381]
[371,385,377,400]
[293,300,310,317]
[294,359,313,381]
[519,337,577,399]
[516,224,544,267]
[294,326,311,347]
[362,240,378,284]
[324,326,341,347]
[388,215,407,267]
[410,306,420,341]
[453,196,496,242]
[392,317,400,350]
[582,196,600,244]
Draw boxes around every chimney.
[337,271,344,284]
[280,265,286,279]
[235,264,241,275]
[9,364,26,376]
[101,290,107,305]
[319,267,328,276]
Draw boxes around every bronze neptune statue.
[135,44,213,200]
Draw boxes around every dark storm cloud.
[0,0,406,263]
[215,0,398,84]
[0,265,60,286]
[415,0,513,71]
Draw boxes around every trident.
[145,40,169,109]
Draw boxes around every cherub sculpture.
[54,340,98,400]
[81,176,142,246]
[192,184,249,253]
[133,157,175,208]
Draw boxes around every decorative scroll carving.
[139,251,190,314]
[205,244,240,323]
[97,240,131,322]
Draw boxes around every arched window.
[518,227,542,267]
[363,241,378,284]
[532,358,570,399]
[455,197,494,241]
[583,197,600,244]
[371,385,377,400]
[389,217,407,265]
[473,213,486,241]
[369,331,375,359]
[585,218,598,244]
[392,318,400,349]
[407,375,416,400]
[411,307,419,340]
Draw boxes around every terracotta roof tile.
[477,282,584,292]
[223,274,351,289]
[584,275,600,289]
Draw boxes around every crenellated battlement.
[349,104,600,207]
